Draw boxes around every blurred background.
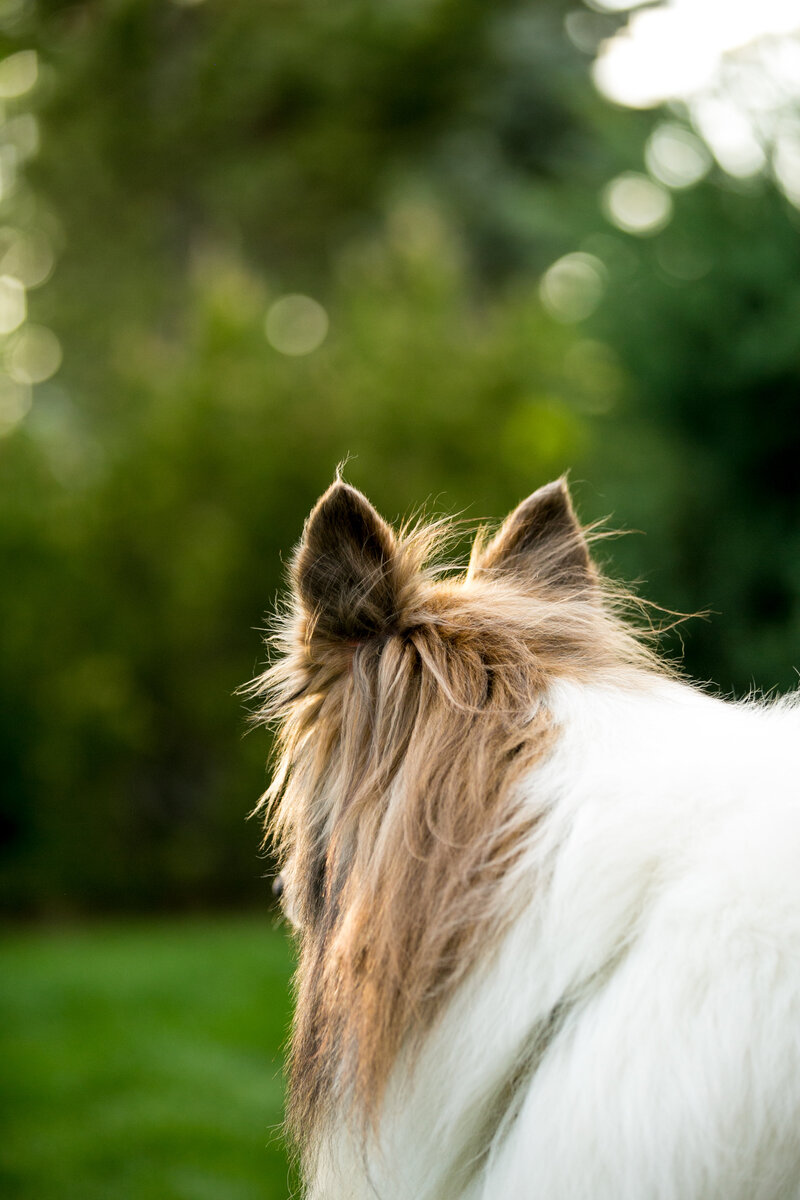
[2,0,800,1195]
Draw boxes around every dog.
[252,476,800,1199]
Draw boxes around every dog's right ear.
[474,478,594,592]
[293,480,400,641]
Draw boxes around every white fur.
[309,678,800,1198]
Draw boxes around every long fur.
[250,478,800,1199]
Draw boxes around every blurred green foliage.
[1,0,800,914]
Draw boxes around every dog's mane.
[248,481,670,1149]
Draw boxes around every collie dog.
[252,477,800,1199]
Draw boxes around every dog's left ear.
[474,478,594,591]
[293,479,400,640]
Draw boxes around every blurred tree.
[1,0,799,912]
[1,0,601,912]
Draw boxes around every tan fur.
[248,479,668,1157]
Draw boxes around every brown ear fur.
[294,479,399,641]
[475,478,593,591]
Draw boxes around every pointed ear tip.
[539,476,571,498]
[516,477,572,515]
[301,478,394,557]
[310,478,367,517]
[322,475,357,500]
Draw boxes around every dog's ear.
[475,478,594,591]
[293,479,399,640]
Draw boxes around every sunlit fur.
[251,479,800,1200]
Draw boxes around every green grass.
[0,915,297,1200]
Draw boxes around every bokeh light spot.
[0,373,31,434]
[539,253,606,323]
[593,13,715,108]
[645,123,712,189]
[0,229,54,289]
[0,49,37,99]
[0,146,18,202]
[6,323,62,383]
[5,113,39,160]
[773,131,800,207]
[587,0,651,11]
[265,294,329,356]
[691,96,766,177]
[603,173,673,235]
[0,273,26,332]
